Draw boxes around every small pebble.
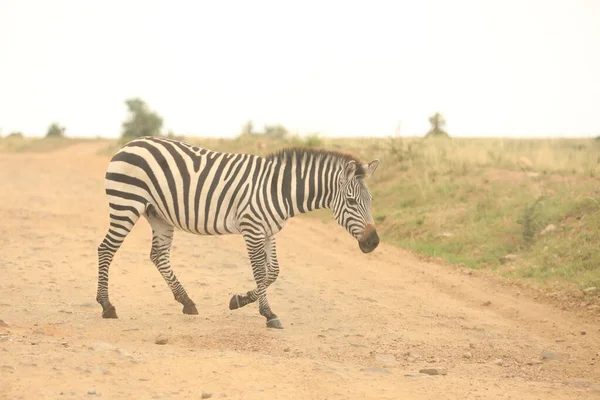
[375,354,396,362]
[155,335,169,345]
[201,392,212,399]
[541,352,561,361]
[360,367,390,374]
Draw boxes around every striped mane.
[265,147,366,176]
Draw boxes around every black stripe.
[269,159,285,220]
[214,155,245,234]
[246,158,264,227]
[109,202,141,217]
[194,152,219,233]
[281,154,294,217]
[306,154,317,211]
[150,139,192,231]
[168,140,201,172]
[315,155,327,208]
[136,140,181,227]
[205,153,234,234]
[110,222,130,231]
[106,189,147,205]
[108,228,126,238]
[111,149,172,222]
[295,153,306,213]
[109,213,135,225]
[105,172,163,214]
[260,161,280,232]
[324,159,336,207]
[224,156,254,224]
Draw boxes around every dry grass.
[6,134,600,290]
[0,136,95,153]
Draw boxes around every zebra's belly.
[149,200,242,236]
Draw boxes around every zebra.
[97,136,380,328]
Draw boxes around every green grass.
[306,135,600,290]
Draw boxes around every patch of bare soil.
[0,143,599,399]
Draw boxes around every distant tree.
[241,120,255,135]
[7,132,23,139]
[46,123,66,138]
[425,112,449,138]
[264,124,288,139]
[121,98,163,139]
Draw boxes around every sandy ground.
[1,142,599,400]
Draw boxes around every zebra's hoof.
[102,306,118,319]
[229,294,243,310]
[183,302,199,315]
[266,318,283,329]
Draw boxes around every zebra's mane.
[265,147,366,176]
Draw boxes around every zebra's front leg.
[229,233,282,329]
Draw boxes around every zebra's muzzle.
[359,226,379,253]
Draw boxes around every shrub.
[517,196,545,249]
[425,112,449,138]
[304,133,322,148]
[121,98,163,140]
[46,123,66,138]
[264,124,288,139]
[6,132,23,139]
[241,120,255,136]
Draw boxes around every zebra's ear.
[344,161,357,181]
[365,159,380,178]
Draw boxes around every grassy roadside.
[6,134,600,291]
[0,136,94,153]
[330,136,600,290]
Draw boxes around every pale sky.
[1,0,599,138]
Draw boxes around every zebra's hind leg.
[97,203,143,319]
[145,210,198,315]
[230,233,282,329]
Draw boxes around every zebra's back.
[105,136,260,235]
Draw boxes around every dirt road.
[1,142,599,399]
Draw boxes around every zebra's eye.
[347,198,358,206]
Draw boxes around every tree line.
[2,97,450,140]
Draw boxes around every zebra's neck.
[266,148,358,218]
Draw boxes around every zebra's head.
[333,159,380,253]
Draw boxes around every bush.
[46,123,65,138]
[304,133,322,148]
[240,120,255,136]
[264,124,288,139]
[517,196,545,249]
[425,113,449,138]
[6,132,23,139]
[121,98,163,140]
